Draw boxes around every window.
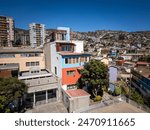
[26,61,39,67]
[76,58,79,63]
[36,61,39,66]
[0,54,15,58]
[31,62,34,66]
[31,70,39,74]
[65,58,69,64]
[72,57,76,64]
[68,58,72,64]
[26,62,30,66]
[80,56,89,62]
[21,53,40,57]
[67,84,77,90]
[80,57,85,62]
[55,67,57,75]
[67,70,75,76]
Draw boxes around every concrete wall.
[44,43,51,71]
[62,89,90,113]
[69,96,90,112]
[72,40,84,53]
[0,54,45,71]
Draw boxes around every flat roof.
[66,89,90,98]
[0,47,43,54]
[122,53,144,56]
[136,62,150,65]
[19,70,52,79]
[134,67,150,79]
[59,52,91,56]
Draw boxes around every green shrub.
[114,87,121,96]
[94,95,102,102]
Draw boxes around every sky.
[0,0,150,32]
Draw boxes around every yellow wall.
[101,58,109,65]
[0,53,45,71]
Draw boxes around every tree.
[77,60,109,99]
[0,77,27,112]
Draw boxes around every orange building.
[62,67,81,86]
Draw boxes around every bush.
[94,95,102,102]
[114,87,121,96]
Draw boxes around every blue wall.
[62,54,90,68]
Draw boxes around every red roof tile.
[66,89,90,97]
[136,62,150,65]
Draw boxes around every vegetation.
[130,88,144,105]
[139,56,150,63]
[114,87,121,96]
[0,77,27,112]
[94,95,102,102]
[77,60,109,99]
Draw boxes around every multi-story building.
[131,62,150,97]
[0,47,61,107]
[0,47,45,72]
[18,69,61,107]
[44,27,91,90]
[29,23,45,48]
[0,16,14,47]
[14,28,30,46]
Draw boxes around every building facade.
[14,28,30,46]
[29,23,45,48]
[19,69,61,107]
[0,16,14,47]
[131,62,150,97]
[0,48,45,72]
[44,27,91,90]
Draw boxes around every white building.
[57,27,70,41]
[29,23,45,48]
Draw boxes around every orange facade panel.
[62,67,81,85]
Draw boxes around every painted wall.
[57,27,70,41]
[109,66,118,83]
[0,54,45,72]
[72,40,84,53]
[62,54,90,68]
[50,43,62,78]
[62,67,81,85]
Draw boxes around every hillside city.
[0,15,150,113]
